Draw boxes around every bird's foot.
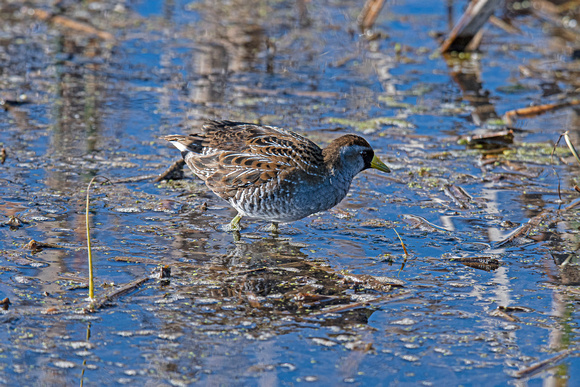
[265,222,279,234]
[223,214,242,232]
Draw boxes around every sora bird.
[162,120,390,232]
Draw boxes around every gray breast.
[230,174,352,223]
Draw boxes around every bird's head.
[323,134,390,177]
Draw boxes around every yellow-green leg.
[229,213,242,231]
[269,222,279,234]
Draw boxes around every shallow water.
[0,0,579,385]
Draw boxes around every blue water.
[0,0,578,385]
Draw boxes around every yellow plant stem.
[564,131,580,165]
[86,176,101,301]
[393,227,408,256]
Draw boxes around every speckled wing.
[164,120,325,201]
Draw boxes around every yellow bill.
[370,155,391,173]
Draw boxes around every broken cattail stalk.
[441,0,501,52]
[31,8,115,40]
[504,100,580,125]
[358,0,386,32]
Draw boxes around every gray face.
[340,144,375,175]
